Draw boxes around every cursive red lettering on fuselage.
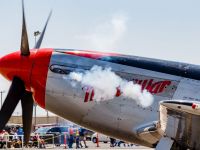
[82,79,171,103]
[90,89,94,101]
[83,86,122,102]
[83,87,93,102]
[134,79,171,94]
[116,87,122,97]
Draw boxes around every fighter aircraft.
[0,1,200,149]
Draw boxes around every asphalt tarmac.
[21,141,154,150]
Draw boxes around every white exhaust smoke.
[68,66,154,107]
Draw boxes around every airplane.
[0,1,200,149]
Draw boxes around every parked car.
[34,126,69,135]
[91,133,110,143]
[32,126,69,146]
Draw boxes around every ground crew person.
[68,128,74,148]
[75,129,80,149]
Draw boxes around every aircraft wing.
[136,100,200,149]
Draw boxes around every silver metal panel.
[44,51,200,147]
[173,78,200,102]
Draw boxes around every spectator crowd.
[0,126,23,148]
[0,125,135,149]
[0,126,89,149]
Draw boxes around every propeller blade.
[34,10,52,49]
[21,91,33,145]
[0,77,25,130]
[20,0,30,56]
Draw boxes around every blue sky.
[0,0,200,116]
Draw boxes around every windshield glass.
[35,127,51,133]
[60,127,69,132]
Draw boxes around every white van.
[91,133,110,143]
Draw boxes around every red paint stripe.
[64,50,120,59]
[31,48,53,108]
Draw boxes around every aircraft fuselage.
[43,49,200,147]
